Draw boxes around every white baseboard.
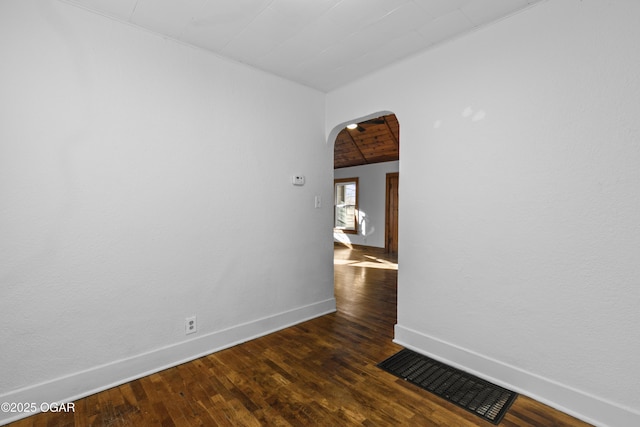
[0,298,336,426]
[394,324,640,427]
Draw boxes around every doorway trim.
[385,172,399,254]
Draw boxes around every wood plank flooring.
[6,246,592,426]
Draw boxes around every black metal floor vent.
[378,349,517,425]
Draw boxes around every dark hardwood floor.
[6,245,591,426]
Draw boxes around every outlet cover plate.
[185,316,197,335]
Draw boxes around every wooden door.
[385,173,399,254]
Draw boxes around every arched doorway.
[330,112,400,321]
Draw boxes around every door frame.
[385,172,399,254]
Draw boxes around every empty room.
[1,0,639,426]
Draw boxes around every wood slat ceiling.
[334,114,399,169]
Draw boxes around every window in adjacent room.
[334,178,359,234]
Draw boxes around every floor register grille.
[378,349,517,424]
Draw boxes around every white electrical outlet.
[185,316,197,335]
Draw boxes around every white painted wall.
[327,1,640,426]
[0,1,334,423]
[334,161,399,248]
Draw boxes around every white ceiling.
[60,0,542,92]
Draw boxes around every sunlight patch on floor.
[334,256,398,270]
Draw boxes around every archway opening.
[330,112,400,329]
